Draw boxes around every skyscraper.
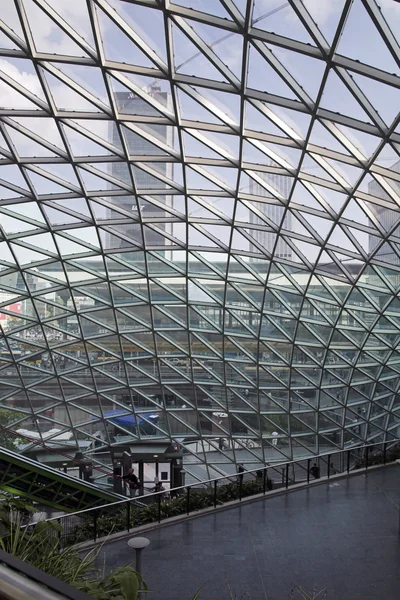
[368,160,400,265]
[106,85,172,254]
[248,170,292,260]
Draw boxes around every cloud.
[302,0,337,25]
[25,0,94,56]
[378,0,400,15]
[257,0,336,26]
[0,58,44,107]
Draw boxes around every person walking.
[123,467,140,497]
[310,462,320,479]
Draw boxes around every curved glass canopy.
[1,0,400,480]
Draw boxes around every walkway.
[99,465,400,600]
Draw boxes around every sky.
[0,0,400,267]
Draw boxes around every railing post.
[327,455,331,478]
[285,463,289,489]
[93,510,98,543]
[127,501,130,532]
[157,493,161,523]
[239,475,243,501]
[383,443,387,465]
[213,480,218,508]
[186,487,191,515]
[263,469,267,494]
[347,450,350,473]
[365,445,369,470]
[307,459,310,484]
[57,518,61,545]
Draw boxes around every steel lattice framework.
[1,0,400,480]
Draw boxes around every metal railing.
[0,549,93,600]
[37,440,398,546]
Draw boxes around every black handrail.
[38,440,397,534]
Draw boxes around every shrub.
[354,442,400,469]
[0,495,145,599]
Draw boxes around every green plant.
[0,495,145,599]
[80,566,148,600]
[0,498,99,588]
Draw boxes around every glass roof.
[1,0,400,481]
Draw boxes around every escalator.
[0,448,124,512]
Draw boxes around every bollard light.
[128,536,150,598]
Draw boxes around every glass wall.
[0,0,400,482]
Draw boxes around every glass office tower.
[106,86,172,255]
[248,171,293,260]
[368,160,400,266]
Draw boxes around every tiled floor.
[98,466,400,600]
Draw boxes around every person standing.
[237,464,245,485]
[219,437,228,450]
[152,481,166,500]
[310,462,320,479]
[123,467,140,497]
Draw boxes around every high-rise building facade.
[248,170,292,260]
[106,87,172,254]
[368,160,400,265]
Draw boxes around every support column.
[113,461,123,495]
[138,461,144,496]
